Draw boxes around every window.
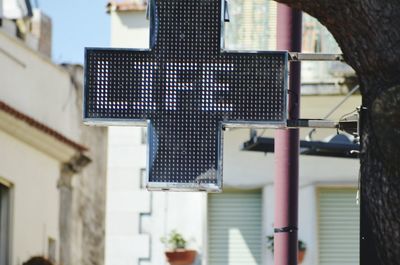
[208,191,262,265]
[48,238,56,264]
[140,168,147,189]
[302,14,341,54]
[0,181,11,265]
[224,0,277,50]
[302,20,322,53]
[318,188,359,265]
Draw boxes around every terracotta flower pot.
[165,249,197,265]
[298,250,306,264]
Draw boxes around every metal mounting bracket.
[288,53,344,62]
[338,113,359,136]
[286,119,338,128]
[286,116,359,135]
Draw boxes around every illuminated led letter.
[165,62,197,110]
[201,63,234,112]
[133,61,156,110]
[95,60,156,110]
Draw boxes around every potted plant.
[161,230,197,265]
[297,239,307,264]
[267,235,307,264]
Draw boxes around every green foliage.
[298,239,307,251]
[266,235,275,252]
[161,230,187,250]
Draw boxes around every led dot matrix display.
[84,0,288,192]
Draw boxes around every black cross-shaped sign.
[84,0,288,192]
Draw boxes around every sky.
[35,0,110,65]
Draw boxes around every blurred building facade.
[106,1,360,265]
[0,2,107,265]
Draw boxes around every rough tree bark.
[272,0,400,264]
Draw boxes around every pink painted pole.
[274,4,302,265]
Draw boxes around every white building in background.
[0,2,107,265]
[105,1,360,265]
[301,15,355,94]
[105,2,204,264]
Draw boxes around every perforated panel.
[84,0,288,191]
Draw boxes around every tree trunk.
[272,0,400,264]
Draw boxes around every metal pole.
[274,4,302,265]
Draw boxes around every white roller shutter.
[208,191,262,265]
[318,188,360,265]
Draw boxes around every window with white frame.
[0,181,11,265]
[318,188,360,265]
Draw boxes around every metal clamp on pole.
[287,119,338,128]
[274,226,298,233]
[288,52,344,62]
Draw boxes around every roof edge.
[106,1,147,13]
[0,101,88,152]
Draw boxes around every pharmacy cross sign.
[84,0,288,192]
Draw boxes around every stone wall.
[59,64,108,265]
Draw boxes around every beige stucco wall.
[0,27,108,265]
[0,130,60,265]
[0,30,80,143]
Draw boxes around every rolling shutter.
[318,188,359,265]
[208,192,262,265]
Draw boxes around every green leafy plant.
[266,235,275,252]
[161,230,187,250]
[298,239,307,252]
[266,235,307,253]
